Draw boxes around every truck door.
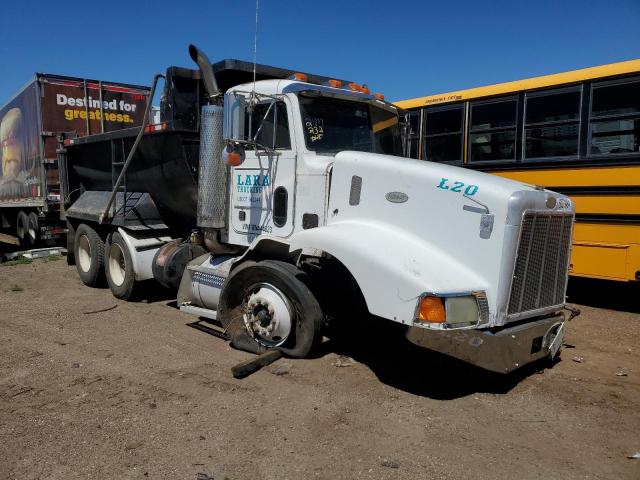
[229,99,296,244]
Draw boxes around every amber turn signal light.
[293,72,308,82]
[226,151,243,167]
[418,296,446,323]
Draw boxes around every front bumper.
[406,314,565,374]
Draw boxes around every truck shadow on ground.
[181,312,551,400]
[319,318,550,400]
[133,281,177,304]
[567,277,639,314]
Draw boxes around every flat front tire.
[218,260,323,358]
[74,223,105,287]
[105,232,136,300]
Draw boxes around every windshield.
[298,94,403,156]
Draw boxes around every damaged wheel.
[218,260,323,358]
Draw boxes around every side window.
[423,105,463,163]
[469,97,517,162]
[245,101,291,150]
[589,78,640,156]
[524,88,581,159]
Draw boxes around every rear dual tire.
[105,232,137,300]
[15,211,40,248]
[74,224,105,287]
[73,225,137,299]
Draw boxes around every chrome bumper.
[406,314,565,374]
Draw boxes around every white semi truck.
[61,46,575,373]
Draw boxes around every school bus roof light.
[374,93,385,100]
[327,79,342,88]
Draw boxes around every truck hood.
[300,151,572,325]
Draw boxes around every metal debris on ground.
[333,356,355,367]
[83,305,118,315]
[627,452,640,459]
[572,356,584,363]
[4,247,66,261]
[616,370,628,377]
[380,459,400,468]
[231,349,283,379]
[270,362,291,376]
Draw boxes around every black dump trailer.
[0,74,150,247]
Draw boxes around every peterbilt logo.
[385,191,408,203]
[557,198,572,210]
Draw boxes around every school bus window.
[590,79,640,155]
[424,106,463,163]
[591,79,640,117]
[406,110,421,159]
[469,98,517,162]
[524,89,581,159]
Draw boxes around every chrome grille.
[508,212,573,315]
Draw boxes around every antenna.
[251,0,260,100]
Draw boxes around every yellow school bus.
[396,59,640,283]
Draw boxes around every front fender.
[290,220,489,325]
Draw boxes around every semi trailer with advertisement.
[0,74,149,247]
[60,45,576,373]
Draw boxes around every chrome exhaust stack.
[188,44,233,242]
[189,44,221,100]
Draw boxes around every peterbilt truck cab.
[65,46,575,373]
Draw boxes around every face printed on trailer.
[0,108,24,180]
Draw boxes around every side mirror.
[223,92,245,142]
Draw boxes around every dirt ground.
[1,258,639,480]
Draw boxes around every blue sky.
[1,0,639,103]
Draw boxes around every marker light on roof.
[374,93,385,100]
[291,72,308,82]
[326,79,342,88]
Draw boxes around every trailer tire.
[105,232,136,300]
[218,260,323,358]
[74,223,105,287]
[16,211,29,247]
[27,212,39,247]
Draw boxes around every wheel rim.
[243,283,293,347]
[77,234,92,273]
[108,243,126,287]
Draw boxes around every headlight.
[416,294,482,328]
